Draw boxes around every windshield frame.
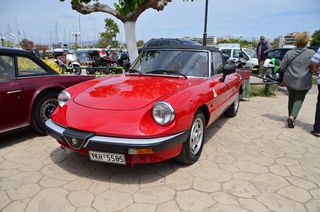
[129,48,212,78]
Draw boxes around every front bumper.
[45,119,189,155]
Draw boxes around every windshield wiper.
[146,69,187,79]
[126,69,143,75]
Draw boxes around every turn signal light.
[128,148,154,155]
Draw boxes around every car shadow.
[262,113,313,132]
[204,116,228,143]
[49,116,229,183]
[0,128,39,148]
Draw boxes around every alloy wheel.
[190,117,204,155]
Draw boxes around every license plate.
[89,151,126,165]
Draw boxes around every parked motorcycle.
[86,50,118,75]
[53,49,81,75]
[263,57,282,82]
[117,52,130,67]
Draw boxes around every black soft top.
[0,47,35,56]
[144,44,220,52]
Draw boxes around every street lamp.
[203,0,209,46]
[72,32,81,48]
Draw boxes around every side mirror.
[220,64,236,82]
[223,64,236,75]
[123,61,131,70]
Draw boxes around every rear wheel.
[71,64,81,75]
[263,68,273,82]
[175,111,205,164]
[31,91,59,134]
[224,93,240,117]
[86,67,95,75]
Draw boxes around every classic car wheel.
[176,111,205,164]
[31,92,59,135]
[224,93,240,117]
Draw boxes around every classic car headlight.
[152,102,175,125]
[58,91,71,107]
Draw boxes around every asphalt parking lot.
[1,86,320,212]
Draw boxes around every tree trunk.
[124,21,138,62]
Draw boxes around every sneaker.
[287,118,294,128]
[311,130,320,137]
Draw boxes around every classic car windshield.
[131,50,209,77]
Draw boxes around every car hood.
[73,74,196,110]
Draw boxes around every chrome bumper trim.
[45,119,186,147]
[45,119,65,135]
[85,132,185,147]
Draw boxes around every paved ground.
[1,85,320,212]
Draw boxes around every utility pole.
[202,0,209,46]
[50,27,53,49]
[15,19,20,44]
[55,22,58,46]
[93,16,96,47]
[78,14,82,47]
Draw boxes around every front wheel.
[175,111,206,164]
[31,92,59,134]
[71,64,81,75]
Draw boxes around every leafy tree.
[61,0,191,61]
[34,44,49,51]
[136,40,144,47]
[19,39,34,51]
[96,18,120,48]
[311,30,320,46]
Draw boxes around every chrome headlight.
[58,91,71,107]
[152,102,175,125]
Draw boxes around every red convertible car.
[46,45,243,165]
[0,47,94,135]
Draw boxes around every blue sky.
[0,0,319,44]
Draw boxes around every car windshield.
[243,48,256,58]
[131,50,209,77]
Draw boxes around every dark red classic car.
[0,47,94,135]
[46,45,243,165]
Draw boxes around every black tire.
[31,91,59,135]
[72,64,81,75]
[86,68,95,75]
[224,93,240,117]
[175,111,206,164]
[263,68,273,82]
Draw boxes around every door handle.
[7,90,22,94]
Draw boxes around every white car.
[219,47,259,71]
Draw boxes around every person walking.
[310,47,320,136]
[281,32,315,128]
[256,36,272,76]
